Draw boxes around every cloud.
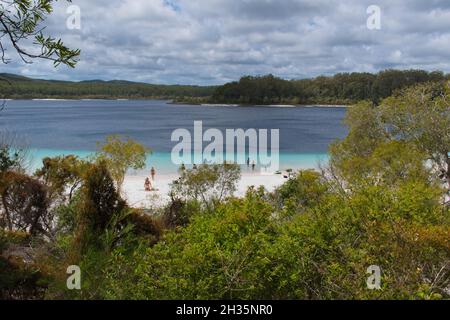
[1,0,449,84]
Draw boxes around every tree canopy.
[96,135,150,194]
[0,0,80,67]
[211,70,448,105]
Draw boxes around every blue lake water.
[0,100,348,174]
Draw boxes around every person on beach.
[252,161,256,172]
[144,178,152,192]
[247,157,250,168]
[180,163,186,172]
[150,167,156,181]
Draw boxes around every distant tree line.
[1,70,448,104]
[211,70,449,105]
[0,74,215,100]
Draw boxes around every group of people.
[144,167,157,192]
[180,159,258,172]
[247,158,256,171]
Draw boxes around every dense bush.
[0,230,48,300]
[95,178,449,300]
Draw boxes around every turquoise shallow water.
[27,149,329,175]
[2,100,346,174]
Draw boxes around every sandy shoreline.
[122,172,288,209]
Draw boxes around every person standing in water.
[150,167,156,181]
[247,157,250,168]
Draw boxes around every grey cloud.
[2,0,449,84]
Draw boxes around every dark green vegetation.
[211,70,450,105]
[2,69,448,105]
[1,82,449,300]
[0,73,216,100]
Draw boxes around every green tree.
[272,169,328,214]
[170,163,241,212]
[74,162,126,251]
[0,132,27,173]
[0,146,21,173]
[331,82,450,200]
[95,169,450,300]
[96,135,150,194]
[211,70,446,105]
[35,155,90,202]
[379,82,450,189]
[102,188,275,300]
[0,171,49,236]
[0,0,80,67]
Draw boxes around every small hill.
[0,73,216,100]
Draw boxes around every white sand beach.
[122,172,289,209]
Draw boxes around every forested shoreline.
[210,70,449,105]
[0,73,216,100]
[1,70,448,105]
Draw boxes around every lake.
[0,100,348,174]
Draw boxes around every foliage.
[39,159,165,299]
[272,170,328,214]
[331,82,450,192]
[0,69,447,103]
[0,73,216,100]
[0,171,50,236]
[264,182,449,299]
[331,140,433,189]
[0,229,48,300]
[212,70,448,105]
[102,188,276,300]
[380,82,450,187]
[170,163,241,212]
[212,74,297,105]
[0,147,21,173]
[162,198,199,229]
[0,132,26,173]
[0,0,80,67]
[35,155,90,202]
[0,255,48,300]
[0,0,80,300]
[97,177,449,300]
[72,161,127,254]
[96,135,150,194]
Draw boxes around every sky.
[2,0,450,85]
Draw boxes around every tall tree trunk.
[446,154,450,191]
[1,193,12,231]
